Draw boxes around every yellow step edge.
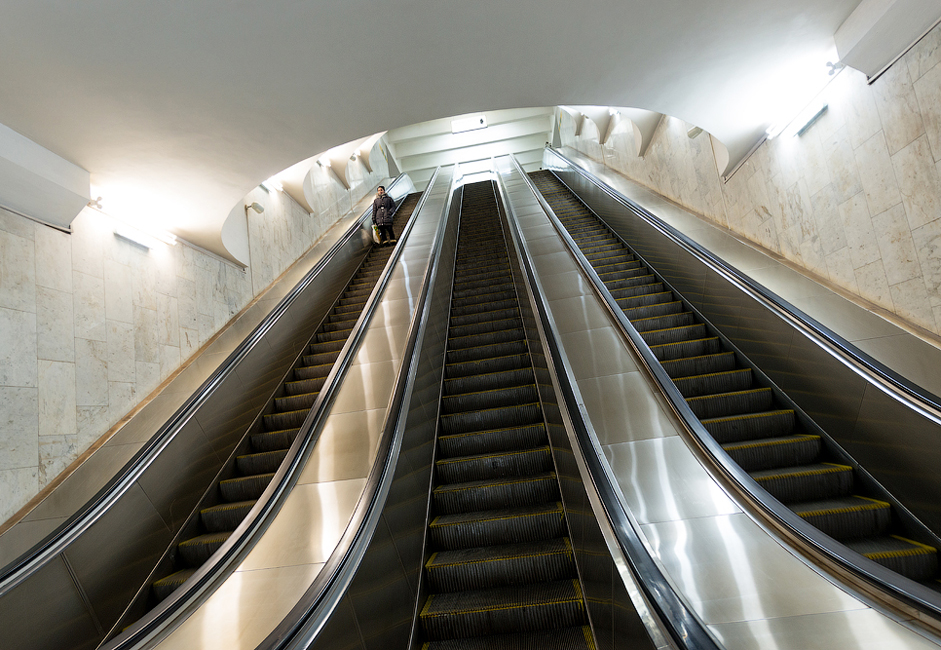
[723,434,820,452]
[796,497,890,518]
[687,387,771,403]
[430,503,564,528]
[437,446,549,465]
[703,409,794,424]
[650,336,719,350]
[754,463,852,482]
[434,473,557,494]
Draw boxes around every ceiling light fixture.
[261,177,283,192]
[317,156,331,168]
[114,225,158,249]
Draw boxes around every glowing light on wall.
[762,46,843,140]
[88,183,179,250]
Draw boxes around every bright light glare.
[261,177,283,192]
[89,182,179,248]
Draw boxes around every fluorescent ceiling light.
[261,177,283,192]
[114,225,158,249]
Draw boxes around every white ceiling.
[0,0,862,258]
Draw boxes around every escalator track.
[133,193,422,624]
[418,181,595,649]
[528,169,941,588]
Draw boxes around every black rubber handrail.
[100,170,444,649]
[0,174,411,592]
[521,151,941,619]
[495,160,723,650]
[256,166,458,650]
[545,147,941,426]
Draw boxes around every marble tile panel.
[0,228,36,312]
[914,65,941,162]
[799,130,832,197]
[34,225,72,293]
[871,203,922,286]
[177,245,198,283]
[855,259,894,309]
[891,135,941,231]
[106,320,135,383]
[159,344,181,381]
[0,307,37,387]
[905,24,941,82]
[912,217,941,305]
[824,126,864,202]
[0,207,36,239]
[196,265,214,315]
[136,361,160,395]
[198,312,215,346]
[131,265,157,311]
[838,192,880,269]
[0,387,38,470]
[871,61,926,155]
[856,131,903,216]
[888,277,935,330]
[133,305,159,364]
[844,72,884,150]
[76,404,111,450]
[156,293,180,347]
[39,433,79,486]
[103,259,133,324]
[177,278,198,330]
[72,271,106,342]
[0,467,39,523]
[180,327,199,360]
[36,287,74,363]
[74,338,109,407]
[825,246,859,293]
[810,184,846,255]
[38,360,76,437]
[108,381,138,423]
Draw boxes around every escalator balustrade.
[528,169,940,585]
[149,194,421,603]
[418,181,595,649]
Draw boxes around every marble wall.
[0,136,394,524]
[562,24,941,340]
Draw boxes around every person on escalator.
[372,185,397,245]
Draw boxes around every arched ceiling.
[0,0,861,258]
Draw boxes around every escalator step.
[674,369,752,398]
[845,536,939,581]
[701,409,795,443]
[264,407,310,431]
[791,496,892,540]
[721,434,821,471]
[316,328,353,343]
[219,472,275,502]
[236,448,289,475]
[274,391,319,413]
[433,472,560,515]
[661,351,737,379]
[426,538,576,592]
[422,625,595,650]
[301,350,341,367]
[420,579,585,640]
[438,424,547,458]
[447,340,529,365]
[638,323,705,346]
[284,375,327,395]
[622,300,684,321]
[453,282,515,301]
[630,310,696,333]
[447,328,526,352]
[152,569,196,602]
[200,499,256,532]
[450,299,519,320]
[449,317,523,340]
[450,307,520,328]
[750,463,854,503]
[178,531,231,566]
[451,290,518,312]
[650,337,721,362]
[442,382,538,414]
[308,338,345,354]
[250,427,300,452]
[440,402,543,436]
[687,387,773,419]
[294,362,333,381]
[615,291,674,311]
[446,354,531,379]
[436,446,553,484]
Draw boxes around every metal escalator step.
[702,409,795,443]
[446,353,530,379]
[438,424,547,458]
[236,448,289,475]
[453,268,511,286]
[639,322,707,346]
[597,265,646,283]
[436,446,553,484]
[650,336,721,362]
[447,328,526,354]
[263,408,309,431]
[433,472,560,515]
[451,290,518,311]
[623,300,683,321]
[442,385,540,416]
[219,472,275,502]
[845,536,939,581]
[316,327,353,343]
[609,282,666,301]
[450,307,520,328]
[178,531,231,566]
[200,499,256,532]
[450,299,519,320]
[449,317,523,340]
[321,316,358,332]
[615,290,674,310]
[250,427,300,452]
[722,434,822,471]
[152,569,196,602]
[661,351,736,379]
[420,579,585,640]
[594,260,642,275]
[422,625,594,650]
[453,282,515,301]
[307,338,345,353]
[443,372,537,405]
[750,463,854,504]
[446,339,528,365]
[294,362,332,381]
[440,402,543,436]
[602,273,658,292]
[426,538,576,592]
[454,277,514,295]
[791,496,892,540]
[274,390,319,413]
[674,368,752,397]
[687,387,773,419]
[302,350,341,367]
[284,375,327,395]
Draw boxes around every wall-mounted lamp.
[687,126,704,139]
[245,202,265,214]
[260,177,283,193]
[87,196,103,210]
[826,61,845,76]
[317,156,331,168]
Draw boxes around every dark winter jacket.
[372,194,396,226]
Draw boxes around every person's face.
[377,187,385,196]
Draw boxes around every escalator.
[527,169,941,587]
[417,181,594,649]
[123,193,423,628]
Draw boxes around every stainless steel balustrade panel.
[544,150,941,538]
